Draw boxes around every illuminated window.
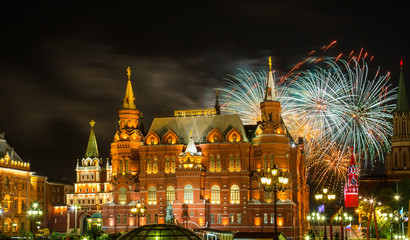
[229,155,234,172]
[171,157,176,173]
[211,185,220,204]
[216,155,221,172]
[264,213,268,224]
[230,185,240,204]
[165,157,170,173]
[5,177,9,188]
[235,155,241,172]
[270,213,274,224]
[265,191,273,203]
[119,160,123,174]
[209,155,215,172]
[147,157,152,174]
[125,160,129,173]
[184,184,193,203]
[119,187,127,205]
[148,186,157,205]
[153,157,158,173]
[263,155,268,171]
[237,213,242,224]
[230,214,234,223]
[166,186,175,204]
[211,214,214,224]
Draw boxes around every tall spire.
[123,67,137,110]
[350,147,355,166]
[396,60,409,112]
[214,89,221,115]
[264,56,277,101]
[85,120,100,158]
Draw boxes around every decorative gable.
[144,131,160,145]
[225,127,242,142]
[206,128,224,143]
[161,129,179,144]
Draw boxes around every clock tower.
[344,148,359,208]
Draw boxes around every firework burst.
[219,51,396,189]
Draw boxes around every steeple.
[85,120,100,158]
[123,67,137,110]
[214,89,221,115]
[264,56,278,101]
[350,147,356,166]
[396,60,409,112]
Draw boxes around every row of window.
[117,184,242,206]
[393,150,408,168]
[210,213,242,224]
[69,198,106,205]
[81,172,95,181]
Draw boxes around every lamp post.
[384,212,399,240]
[315,188,336,240]
[260,164,290,240]
[28,202,43,234]
[71,204,81,235]
[335,213,353,240]
[131,201,146,228]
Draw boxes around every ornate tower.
[111,67,144,177]
[344,149,359,208]
[387,60,410,178]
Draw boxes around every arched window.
[171,157,176,173]
[230,185,240,204]
[394,151,399,168]
[5,177,9,188]
[235,155,241,172]
[165,157,170,173]
[403,150,407,168]
[125,160,129,173]
[216,155,221,172]
[166,186,175,204]
[184,184,193,204]
[147,157,152,174]
[148,186,157,205]
[229,155,234,172]
[211,185,220,204]
[153,157,158,173]
[118,187,127,205]
[119,160,123,174]
[263,155,268,171]
[209,155,215,172]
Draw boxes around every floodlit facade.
[98,65,309,239]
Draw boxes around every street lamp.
[335,213,353,240]
[315,188,336,240]
[71,204,81,235]
[131,201,146,227]
[260,165,290,240]
[28,202,43,234]
[307,212,325,237]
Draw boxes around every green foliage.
[360,202,396,238]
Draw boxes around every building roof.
[85,120,100,158]
[396,60,409,112]
[148,114,249,144]
[0,133,23,161]
[123,67,137,110]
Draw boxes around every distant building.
[66,120,112,234]
[1,133,73,236]
[99,64,309,239]
[360,61,410,197]
[0,132,31,235]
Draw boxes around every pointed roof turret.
[396,60,409,112]
[214,89,221,115]
[123,67,137,110]
[264,56,278,101]
[185,137,199,154]
[350,147,356,166]
[85,120,100,158]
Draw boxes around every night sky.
[1,1,409,181]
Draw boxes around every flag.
[357,224,361,233]
[346,224,352,230]
[400,207,403,217]
[318,204,325,213]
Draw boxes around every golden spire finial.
[127,67,131,81]
[89,120,96,128]
[268,56,272,71]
